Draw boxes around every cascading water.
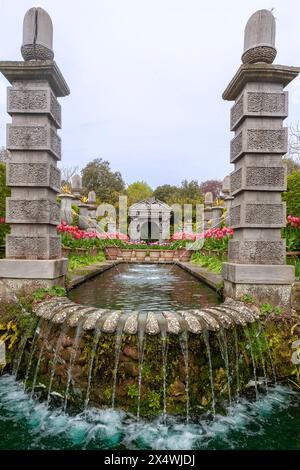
[233,328,240,398]
[47,322,68,406]
[84,324,101,410]
[179,330,190,424]
[203,330,216,416]
[245,325,259,399]
[31,321,53,398]
[24,318,43,389]
[137,313,147,420]
[64,320,84,412]
[111,313,129,409]
[217,327,232,406]
[255,326,269,391]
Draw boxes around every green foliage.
[282,170,300,217]
[153,180,203,208]
[274,306,284,316]
[0,163,11,246]
[33,286,66,302]
[191,252,223,274]
[260,303,274,316]
[127,384,139,399]
[242,294,254,304]
[284,227,300,251]
[260,303,284,316]
[68,251,105,271]
[147,390,161,411]
[81,158,125,204]
[126,181,153,205]
[287,256,300,280]
[153,184,181,205]
[103,387,112,401]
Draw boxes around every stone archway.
[140,220,160,241]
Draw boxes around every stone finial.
[204,192,213,206]
[222,176,230,195]
[87,191,96,204]
[21,7,54,61]
[242,9,276,64]
[71,174,82,191]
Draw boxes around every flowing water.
[0,375,299,450]
[203,331,216,416]
[69,264,219,311]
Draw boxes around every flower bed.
[284,216,300,254]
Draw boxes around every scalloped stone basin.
[22,265,270,418]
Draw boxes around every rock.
[201,396,209,407]
[291,283,300,312]
[123,362,139,377]
[169,378,186,402]
[123,346,139,361]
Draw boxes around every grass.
[287,256,300,280]
[191,252,223,274]
[68,251,105,272]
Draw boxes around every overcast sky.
[0,0,299,189]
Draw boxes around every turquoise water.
[69,263,219,311]
[0,375,299,450]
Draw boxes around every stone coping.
[176,261,223,291]
[68,260,121,289]
[223,63,300,101]
[33,297,260,335]
[0,60,70,97]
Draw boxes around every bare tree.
[0,147,10,163]
[288,122,300,163]
[59,165,79,184]
[282,122,300,174]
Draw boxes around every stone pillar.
[222,175,234,225]
[222,9,299,307]
[211,207,223,228]
[59,193,75,225]
[71,174,82,204]
[78,203,90,230]
[0,7,70,289]
[87,190,97,228]
[204,192,213,229]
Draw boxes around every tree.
[60,165,79,185]
[179,179,203,205]
[126,181,153,206]
[282,170,300,217]
[199,179,222,200]
[81,158,125,204]
[0,147,10,163]
[283,156,300,175]
[153,184,181,205]
[288,122,300,164]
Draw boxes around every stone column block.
[7,124,61,159]
[230,89,288,131]
[7,86,61,128]
[230,127,288,162]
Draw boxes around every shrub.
[0,163,10,247]
[283,171,300,217]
